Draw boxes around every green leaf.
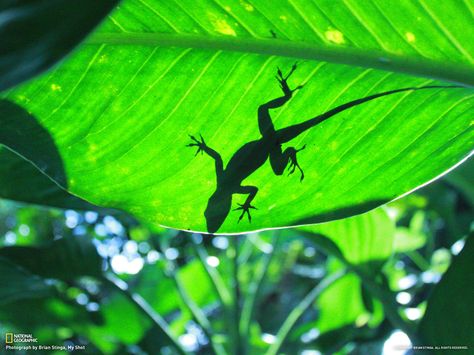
[0,257,53,304]
[316,273,371,333]
[177,258,218,307]
[393,228,427,253]
[89,291,150,346]
[418,236,474,351]
[393,211,428,253]
[1,0,473,233]
[0,0,119,91]
[89,0,474,84]
[0,235,103,280]
[301,208,395,273]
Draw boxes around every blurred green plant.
[0,163,471,354]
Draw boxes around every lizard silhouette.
[187,64,457,233]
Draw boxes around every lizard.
[187,63,458,233]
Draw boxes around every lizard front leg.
[187,134,224,177]
[276,63,304,96]
[257,64,304,137]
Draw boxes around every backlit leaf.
[1,0,472,233]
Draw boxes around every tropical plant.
[0,1,472,354]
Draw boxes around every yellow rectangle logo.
[5,333,13,344]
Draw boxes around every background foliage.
[0,162,472,354]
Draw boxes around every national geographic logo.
[4,332,39,352]
[4,332,38,344]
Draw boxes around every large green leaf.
[418,236,474,352]
[1,0,473,233]
[0,0,119,91]
[89,0,474,84]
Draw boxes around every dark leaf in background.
[0,256,53,304]
[418,236,474,352]
[0,146,104,210]
[0,0,120,91]
[87,292,151,350]
[0,235,103,280]
[445,160,474,206]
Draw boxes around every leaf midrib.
[86,32,474,86]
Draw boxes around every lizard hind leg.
[287,145,306,181]
[270,144,306,181]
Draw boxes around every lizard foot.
[287,145,306,181]
[276,63,304,94]
[234,202,257,223]
[186,134,207,156]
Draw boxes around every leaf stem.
[194,242,233,307]
[407,250,430,271]
[230,235,244,355]
[88,33,474,86]
[265,270,345,355]
[102,273,188,355]
[170,269,227,355]
[193,238,235,351]
[240,236,276,346]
